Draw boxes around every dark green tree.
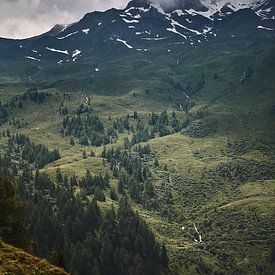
[161,243,169,268]
[110,186,118,201]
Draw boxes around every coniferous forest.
[0,135,168,274]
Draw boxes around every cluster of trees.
[58,103,68,115]
[102,145,155,204]
[9,117,28,129]
[108,111,188,147]
[130,111,185,145]
[131,120,154,145]
[14,88,51,108]
[148,110,183,134]
[27,88,51,104]
[7,134,60,168]
[78,169,109,200]
[112,116,132,133]
[61,114,112,146]
[62,109,188,148]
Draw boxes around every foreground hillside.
[0,240,67,275]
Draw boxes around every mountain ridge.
[0,0,273,66]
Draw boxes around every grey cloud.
[151,0,183,9]
[0,0,128,39]
[0,0,251,38]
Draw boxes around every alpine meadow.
[0,0,274,274]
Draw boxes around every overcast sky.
[0,0,129,39]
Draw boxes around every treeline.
[62,109,189,148]
[7,134,60,168]
[61,114,112,146]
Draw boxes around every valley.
[0,0,274,274]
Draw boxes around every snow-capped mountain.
[201,0,275,18]
[0,0,274,64]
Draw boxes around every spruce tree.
[110,186,118,201]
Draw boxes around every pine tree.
[83,150,87,159]
[117,179,125,195]
[56,168,63,183]
[144,181,154,197]
[110,186,118,201]
[133,111,139,120]
[94,187,106,202]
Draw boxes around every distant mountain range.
[0,0,274,64]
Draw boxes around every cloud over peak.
[0,0,128,39]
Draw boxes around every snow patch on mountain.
[169,18,203,35]
[46,47,69,55]
[257,25,273,30]
[167,27,187,39]
[25,56,40,62]
[57,31,78,40]
[117,38,134,49]
[72,49,81,58]
[82,29,90,35]
[122,18,140,24]
[141,37,167,40]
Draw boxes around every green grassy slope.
[0,240,68,275]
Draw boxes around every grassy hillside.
[0,30,274,274]
[0,240,67,274]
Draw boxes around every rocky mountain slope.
[0,0,274,64]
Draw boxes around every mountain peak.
[126,0,151,9]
